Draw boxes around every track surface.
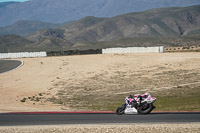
[0,112,200,126]
[0,60,22,74]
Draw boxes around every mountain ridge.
[27,5,200,43]
[0,0,200,26]
[0,1,18,8]
[0,20,61,36]
[0,5,200,53]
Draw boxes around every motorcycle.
[116,93,156,115]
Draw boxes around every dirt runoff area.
[0,52,200,112]
[0,123,200,133]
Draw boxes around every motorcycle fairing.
[124,105,138,114]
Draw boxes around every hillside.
[26,16,107,42]
[0,0,200,26]
[0,34,74,53]
[0,20,61,36]
[27,5,200,44]
[0,35,33,53]
[1,5,200,52]
[0,1,17,8]
[68,5,200,42]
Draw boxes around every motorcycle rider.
[126,94,137,108]
[127,92,150,108]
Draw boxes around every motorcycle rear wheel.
[138,103,154,114]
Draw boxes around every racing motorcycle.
[116,93,156,115]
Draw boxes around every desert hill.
[0,0,200,26]
[1,5,200,52]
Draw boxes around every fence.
[102,46,164,54]
[0,52,47,59]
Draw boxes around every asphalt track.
[0,60,23,74]
[0,112,200,126]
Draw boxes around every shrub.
[21,98,26,102]
[35,97,40,102]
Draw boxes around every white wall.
[102,46,164,54]
[0,52,47,59]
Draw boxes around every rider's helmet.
[144,92,150,96]
[144,92,150,98]
[128,95,133,99]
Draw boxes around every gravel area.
[0,123,200,133]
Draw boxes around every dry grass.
[46,53,200,111]
[0,53,200,112]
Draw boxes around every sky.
[0,0,29,2]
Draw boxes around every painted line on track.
[7,111,115,114]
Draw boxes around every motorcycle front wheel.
[116,104,126,115]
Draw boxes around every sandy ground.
[0,123,200,133]
[0,52,200,112]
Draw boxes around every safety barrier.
[102,46,164,54]
[47,49,102,56]
[0,52,47,59]
[0,46,164,59]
